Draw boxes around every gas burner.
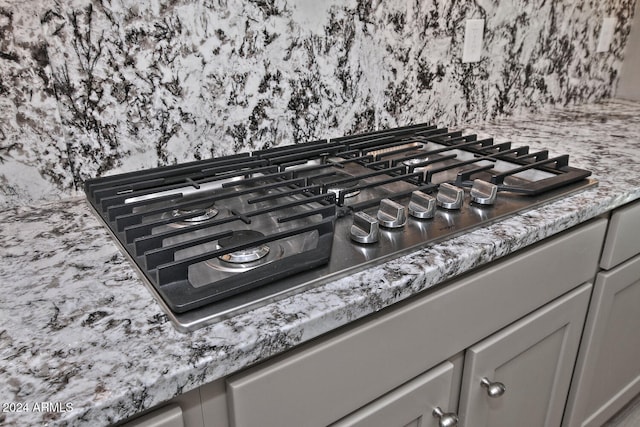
[200,230,287,273]
[403,157,430,167]
[327,185,360,199]
[168,203,218,227]
[313,172,361,199]
[218,230,270,264]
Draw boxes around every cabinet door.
[331,358,460,427]
[563,255,640,427]
[458,283,591,427]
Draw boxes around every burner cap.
[218,230,270,264]
[403,157,430,167]
[172,203,218,223]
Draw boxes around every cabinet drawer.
[601,200,640,269]
[226,219,606,427]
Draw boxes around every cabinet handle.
[480,377,506,398]
[432,406,459,427]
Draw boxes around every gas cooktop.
[84,123,596,331]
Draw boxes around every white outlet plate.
[597,17,616,53]
[463,19,485,63]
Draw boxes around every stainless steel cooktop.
[84,123,596,331]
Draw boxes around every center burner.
[168,202,219,227]
[218,230,270,263]
[311,171,361,198]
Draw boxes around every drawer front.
[227,219,607,427]
[601,200,640,269]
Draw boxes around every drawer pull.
[480,377,506,398]
[432,406,459,427]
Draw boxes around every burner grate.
[86,156,338,313]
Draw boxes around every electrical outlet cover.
[597,17,616,53]
[463,19,485,63]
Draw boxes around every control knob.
[350,211,379,244]
[408,190,436,219]
[377,199,407,228]
[470,179,498,205]
[436,183,464,210]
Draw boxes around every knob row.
[350,180,498,244]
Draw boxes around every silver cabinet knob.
[432,407,459,427]
[470,179,498,205]
[377,199,407,228]
[350,211,379,244]
[436,183,464,210]
[408,190,436,219]
[480,377,506,398]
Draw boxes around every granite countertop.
[2,100,640,426]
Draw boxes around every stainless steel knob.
[408,190,436,219]
[432,407,459,427]
[436,183,464,210]
[470,179,498,205]
[480,377,506,398]
[350,211,379,244]
[377,199,407,228]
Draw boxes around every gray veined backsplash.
[0,0,636,209]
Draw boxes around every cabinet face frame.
[458,284,591,427]
[563,255,640,427]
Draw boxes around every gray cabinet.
[459,284,591,427]
[563,200,640,427]
[332,283,592,427]
[226,219,606,427]
[563,255,640,427]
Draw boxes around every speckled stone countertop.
[2,100,640,426]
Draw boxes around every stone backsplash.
[0,0,636,208]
